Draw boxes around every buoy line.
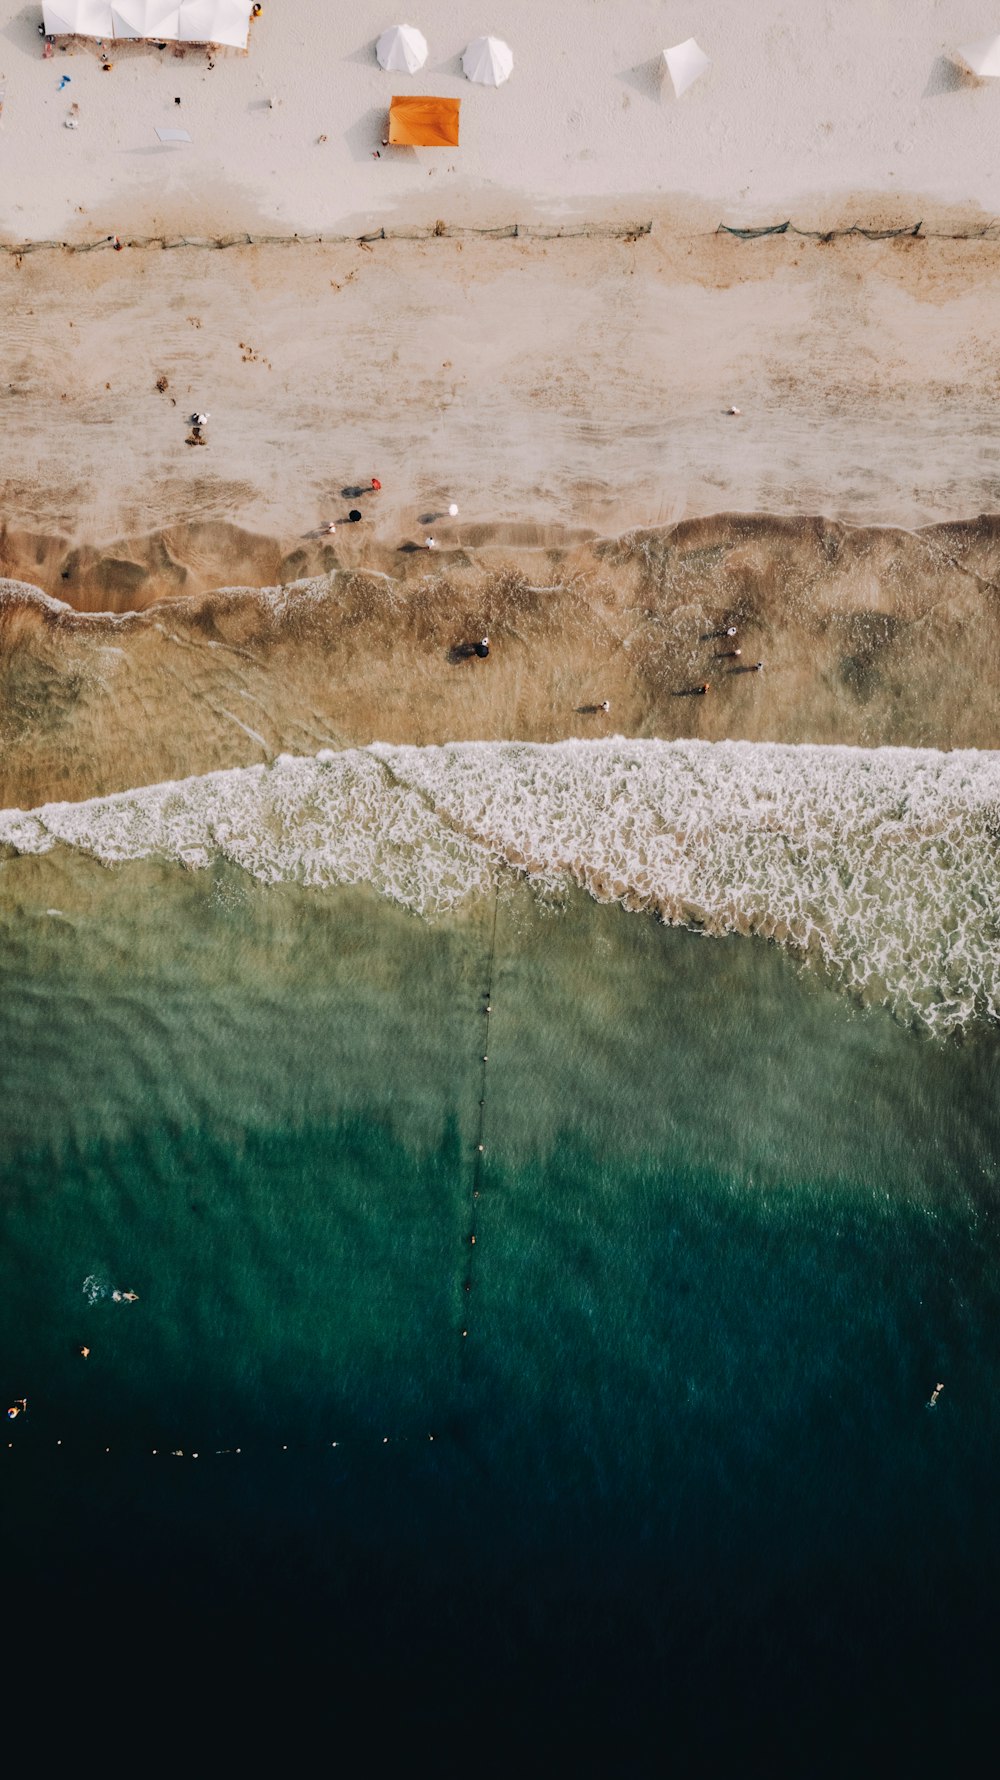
[4,1430,441,1459]
[461,883,501,1352]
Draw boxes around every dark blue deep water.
[1,857,997,1770]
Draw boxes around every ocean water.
[2,748,999,1767]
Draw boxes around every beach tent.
[957,37,1000,77]
[44,0,252,41]
[176,0,252,46]
[42,0,115,33]
[663,38,711,98]
[388,94,459,145]
[461,35,513,86]
[376,24,428,73]
[111,1,180,37]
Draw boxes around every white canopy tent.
[663,38,711,98]
[957,36,1000,77]
[376,24,428,74]
[43,0,252,43]
[111,1,180,37]
[462,34,513,86]
[42,1,115,32]
[175,0,251,46]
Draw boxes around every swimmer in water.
[7,1398,27,1420]
[122,1291,139,1303]
[928,1381,945,1408]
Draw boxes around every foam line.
[3,739,998,1033]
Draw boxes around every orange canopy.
[388,95,460,147]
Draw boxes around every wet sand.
[4,510,1000,808]
[5,224,1000,568]
[4,215,1000,808]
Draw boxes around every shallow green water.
[1,854,998,1765]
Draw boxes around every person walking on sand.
[425,537,437,550]
[475,636,489,659]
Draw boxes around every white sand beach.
[4,2,1000,803]
[2,1,1000,243]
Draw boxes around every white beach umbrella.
[43,0,115,33]
[462,34,513,86]
[376,24,428,74]
[112,0,180,36]
[957,36,1000,77]
[663,37,711,98]
[176,0,252,47]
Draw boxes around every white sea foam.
[3,739,999,1032]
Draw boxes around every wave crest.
[3,739,999,1033]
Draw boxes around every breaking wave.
[2,739,999,1034]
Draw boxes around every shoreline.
[5,506,1000,611]
[4,509,1000,809]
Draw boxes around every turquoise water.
[2,850,999,1765]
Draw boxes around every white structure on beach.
[663,37,711,98]
[41,0,253,46]
[41,0,113,28]
[462,34,513,86]
[376,24,428,73]
[956,36,1000,77]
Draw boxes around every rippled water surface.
[5,738,1000,1030]
[2,848,998,1766]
